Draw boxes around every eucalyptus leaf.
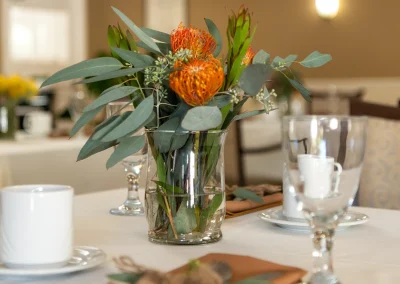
[205,18,222,57]
[126,30,138,51]
[106,135,145,169]
[199,193,223,232]
[169,102,190,120]
[152,181,184,194]
[112,7,161,54]
[181,106,222,131]
[170,129,190,151]
[136,41,171,54]
[77,138,117,162]
[41,58,123,87]
[141,27,171,43]
[70,107,103,137]
[272,55,298,68]
[253,50,270,64]
[233,109,266,121]
[174,198,197,234]
[221,97,249,129]
[207,95,232,108]
[233,188,263,203]
[91,112,132,140]
[83,87,138,112]
[101,95,154,142]
[239,64,272,96]
[153,117,181,153]
[111,47,155,68]
[300,51,332,68]
[288,78,311,102]
[76,68,143,84]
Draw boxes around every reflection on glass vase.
[145,130,227,245]
[0,98,17,140]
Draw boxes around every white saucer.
[0,246,106,277]
[258,206,369,232]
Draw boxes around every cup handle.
[333,162,342,193]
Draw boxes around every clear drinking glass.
[282,116,367,284]
[106,101,147,216]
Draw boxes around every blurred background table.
[0,135,127,194]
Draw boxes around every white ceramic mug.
[298,154,342,199]
[23,111,52,137]
[0,185,74,268]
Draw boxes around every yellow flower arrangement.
[0,74,38,99]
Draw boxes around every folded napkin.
[169,253,306,284]
[226,184,283,218]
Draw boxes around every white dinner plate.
[0,246,106,277]
[258,206,369,232]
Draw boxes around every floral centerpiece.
[0,75,38,139]
[41,6,331,244]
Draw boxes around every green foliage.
[239,64,272,96]
[77,139,117,161]
[141,27,171,43]
[181,106,222,131]
[76,68,143,85]
[111,47,155,68]
[153,181,184,194]
[253,50,270,64]
[106,135,145,168]
[300,51,332,68]
[83,86,138,112]
[101,95,154,142]
[174,198,197,234]
[205,18,222,57]
[199,193,223,232]
[91,112,132,140]
[41,58,123,87]
[233,109,266,121]
[69,107,103,137]
[288,78,311,102]
[232,188,263,203]
[153,118,189,153]
[112,7,161,54]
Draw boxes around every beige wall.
[188,0,400,79]
[87,0,144,58]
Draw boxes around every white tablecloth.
[0,137,128,194]
[5,189,399,284]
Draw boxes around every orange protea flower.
[171,24,216,58]
[242,46,255,66]
[169,56,224,106]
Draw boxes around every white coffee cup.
[23,111,52,137]
[298,154,342,199]
[0,185,73,268]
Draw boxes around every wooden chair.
[350,100,400,209]
[308,88,365,115]
[235,119,281,186]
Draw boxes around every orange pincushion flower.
[169,56,224,106]
[171,24,216,58]
[242,46,255,66]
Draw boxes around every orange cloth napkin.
[226,193,283,218]
[169,253,306,284]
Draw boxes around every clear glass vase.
[145,130,227,245]
[0,98,17,140]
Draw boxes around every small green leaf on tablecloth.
[233,188,263,203]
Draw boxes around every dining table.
[2,188,400,284]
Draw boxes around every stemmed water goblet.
[282,115,367,284]
[106,101,147,216]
